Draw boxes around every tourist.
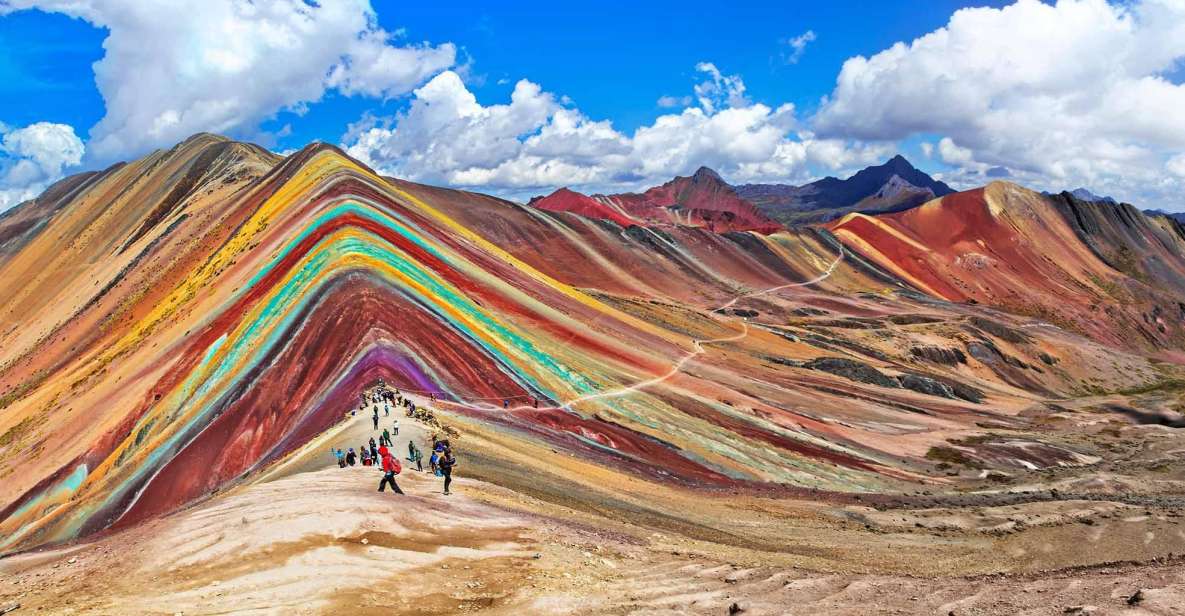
[346,448,357,466]
[332,448,345,468]
[439,448,457,495]
[372,409,379,430]
[381,428,392,448]
[378,451,403,494]
[392,418,399,436]
[369,438,378,461]
[360,447,372,466]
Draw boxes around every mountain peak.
[1068,187,1117,205]
[690,166,724,183]
[734,154,953,224]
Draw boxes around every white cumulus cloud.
[0,121,85,212]
[814,0,1185,208]
[343,67,887,198]
[0,0,456,162]
[693,62,749,114]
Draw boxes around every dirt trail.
[428,245,846,415]
[5,458,1184,615]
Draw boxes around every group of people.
[332,381,457,496]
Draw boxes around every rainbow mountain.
[2,133,1184,557]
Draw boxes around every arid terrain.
[3,134,1185,614]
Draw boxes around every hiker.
[429,447,439,475]
[360,447,372,466]
[378,451,404,494]
[378,443,390,461]
[383,403,389,417]
[332,448,345,468]
[372,409,379,430]
[392,418,399,436]
[439,448,457,495]
[503,399,509,409]
[346,448,357,466]
[413,446,424,472]
[381,428,392,448]
[369,438,378,462]
[408,440,418,461]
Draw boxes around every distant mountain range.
[528,166,782,233]
[736,155,956,225]
[531,155,956,230]
[1042,187,1118,205]
[1068,188,1117,205]
[1145,209,1185,223]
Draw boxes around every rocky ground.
[3,394,1185,615]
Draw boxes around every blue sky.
[1,1,1003,146]
[1,0,1183,211]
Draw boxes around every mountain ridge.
[3,133,1185,565]
[529,155,955,230]
[529,165,783,233]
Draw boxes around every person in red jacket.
[378,452,403,494]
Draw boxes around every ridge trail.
[433,246,846,414]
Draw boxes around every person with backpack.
[372,408,379,430]
[345,448,357,466]
[332,448,345,468]
[381,428,392,448]
[439,448,457,495]
[368,438,378,462]
[378,451,403,494]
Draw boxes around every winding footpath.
[436,246,846,414]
